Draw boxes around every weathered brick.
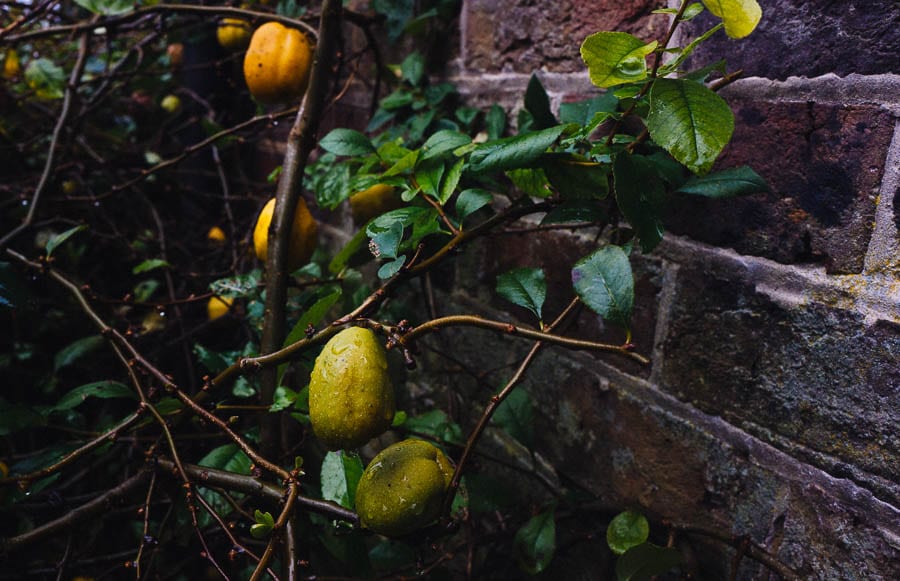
[665,99,894,274]
[659,259,900,499]
[462,0,668,74]
[681,0,900,80]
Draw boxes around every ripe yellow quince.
[308,327,395,450]
[207,226,227,244]
[217,18,253,52]
[243,22,313,104]
[207,296,233,321]
[349,184,403,224]
[355,439,453,537]
[252,197,318,272]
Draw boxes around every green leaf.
[383,149,419,177]
[377,256,406,279]
[24,58,65,99]
[440,157,465,204]
[581,32,658,89]
[54,335,105,370]
[543,156,609,200]
[496,268,546,320]
[133,279,160,303]
[606,511,650,556]
[132,259,170,274]
[283,288,342,348]
[494,389,534,449]
[319,128,376,157]
[676,166,768,198]
[400,51,425,85]
[321,451,364,509]
[524,74,557,130]
[507,168,553,198]
[193,343,229,374]
[571,246,633,331]
[421,130,471,161]
[251,509,275,538]
[209,270,261,299]
[681,2,706,19]
[316,163,351,209]
[486,104,507,140]
[416,159,445,199]
[647,78,734,175]
[45,225,87,258]
[701,0,762,38]
[0,400,44,436]
[404,410,463,445]
[616,543,682,581]
[455,188,493,221]
[269,386,298,412]
[540,201,606,225]
[559,93,619,125]
[468,125,566,174]
[52,381,134,412]
[613,154,665,253]
[367,219,404,260]
[329,226,371,274]
[198,443,252,475]
[513,508,556,575]
[74,0,133,15]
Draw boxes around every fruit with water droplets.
[355,439,453,537]
[252,197,318,272]
[308,327,395,450]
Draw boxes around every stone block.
[462,0,668,74]
[665,99,894,274]
[680,1,900,80]
[658,258,900,502]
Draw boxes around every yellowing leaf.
[701,0,762,39]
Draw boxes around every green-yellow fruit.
[355,439,453,537]
[349,184,403,224]
[217,18,252,52]
[160,94,181,113]
[308,327,395,450]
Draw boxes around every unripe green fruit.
[308,327,395,450]
[355,439,453,537]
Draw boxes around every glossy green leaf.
[416,159,445,199]
[283,287,342,348]
[524,73,557,130]
[606,511,650,556]
[421,130,471,161]
[403,410,464,445]
[455,188,493,221]
[613,154,665,253]
[513,508,556,574]
[45,225,87,258]
[132,259,170,274]
[377,256,406,279]
[507,168,553,198]
[486,104,507,140]
[616,543,682,581]
[321,450,364,509]
[647,78,734,175]
[468,126,565,174]
[319,128,376,157]
[543,156,609,200]
[496,267,546,320]
[701,0,762,38]
[198,443,252,475]
[494,389,534,449]
[581,32,658,89]
[54,335,105,370]
[571,245,633,330]
[440,157,465,204]
[676,166,768,198]
[559,93,619,125]
[52,381,134,412]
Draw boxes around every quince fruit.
[253,197,317,272]
[349,184,403,224]
[217,18,252,52]
[243,22,313,104]
[160,94,181,113]
[207,296,233,321]
[355,439,453,537]
[309,327,395,450]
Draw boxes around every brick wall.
[438,1,900,578]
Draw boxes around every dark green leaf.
[319,128,376,157]
[580,32,658,89]
[269,386,298,412]
[468,126,566,174]
[0,401,44,436]
[440,157,465,204]
[613,154,665,253]
[559,93,619,125]
[377,256,406,279]
[507,168,552,198]
[24,58,65,99]
[403,410,463,445]
[45,225,87,258]
[74,0,133,15]
[132,259,170,274]
[316,163,352,209]
[367,219,404,260]
[52,381,134,412]
[133,279,160,303]
[421,130,471,161]
[616,543,682,581]
[543,156,609,200]
[647,78,734,174]
[329,227,371,274]
[54,335,104,370]
[676,166,768,198]
[193,343,229,374]
[209,270,261,299]
[496,268,546,320]
[321,451,364,509]
[416,159,445,199]
[198,443,252,475]
[494,389,534,448]
[400,51,425,85]
[283,288,342,348]
[606,511,650,555]
[486,104,507,140]
[455,188,493,221]
[540,201,606,225]
[571,246,633,331]
[380,89,415,111]
[0,261,28,309]
[524,74,557,130]
[514,509,556,574]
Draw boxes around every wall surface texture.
[438,1,899,579]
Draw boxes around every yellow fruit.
[217,18,252,52]
[207,226,227,244]
[308,327,395,450]
[349,184,403,224]
[160,94,181,113]
[3,49,20,79]
[253,197,318,272]
[355,439,453,537]
[61,180,78,195]
[207,296,233,321]
[0,460,8,479]
[243,22,313,105]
